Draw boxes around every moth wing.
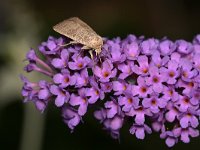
[53,17,98,44]
[68,17,96,33]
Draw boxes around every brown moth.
[53,17,103,58]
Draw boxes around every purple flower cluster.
[21,35,200,147]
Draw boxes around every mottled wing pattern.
[53,17,98,47]
[68,17,95,32]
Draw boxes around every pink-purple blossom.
[68,53,91,70]
[53,69,76,88]
[50,85,70,107]
[129,124,152,139]
[93,59,117,82]
[51,49,69,68]
[21,34,200,147]
[145,65,165,93]
[69,88,89,116]
[131,55,150,76]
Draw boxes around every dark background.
[0,0,200,150]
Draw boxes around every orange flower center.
[187,113,192,117]
[60,90,65,96]
[151,99,157,105]
[183,98,189,104]
[64,77,69,83]
[169,90,173,96]
[183,71,188,78]
[127,68,131,74]
[127,98,133,104]
[103,71,110,77]
[82,98,87,103]
[153,77,159,83]
[83,79,87,84]
[157,64,161,67]
[78,63,83,68]
[138,107,143,111]
[142,68,148,73]
[188,82,194,87]
[106,85,110,89]
[95,90,99,95]
[140,87,147,93]
[169,71,175,77]
[130,53,135,57]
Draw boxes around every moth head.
[90,35,103,49]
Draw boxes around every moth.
[53,17,103,58]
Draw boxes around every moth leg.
[75,45,90,59]
[89,50,94,59]
[94,51,102,62]
[81,46,94,59]
[95,48,102,62]
[59,41,79,47]
[76,50,82,58]
[81,45,91,50]
[99,56,102,63]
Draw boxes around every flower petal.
[55,95,65,107]
[51,58,64,68]
[135,112,145,125]
[166,137,176,147]
[135,127,145,139]
[180,116,189,128]
[181,130,190,143]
